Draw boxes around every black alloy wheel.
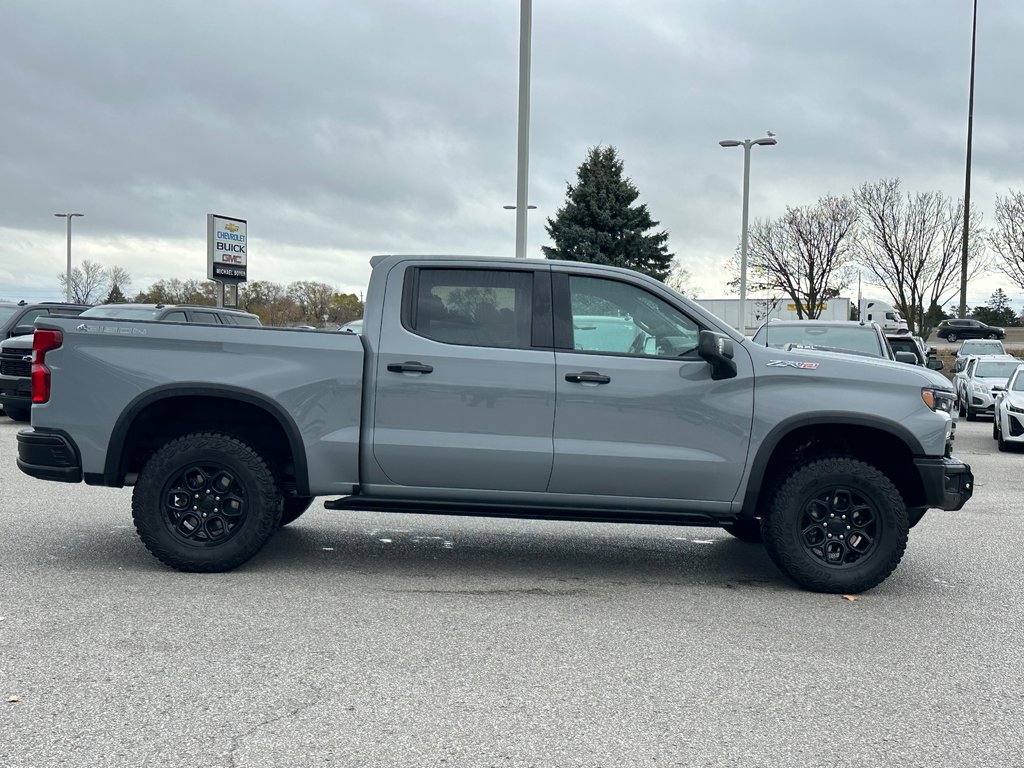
[160,462,248,545]
[796,487,879,567]
[948,333,958,342]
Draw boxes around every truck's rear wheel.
[132,432,282,572]
[280,497,315,526]
[763,458,908,593]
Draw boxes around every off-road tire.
[966,406,977,422]
[763,458,908,593]
[722,517,763,543]
[4,405,30,422]
[132,432,282,572]
[280,496,315,527]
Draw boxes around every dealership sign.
[207,214,247,281]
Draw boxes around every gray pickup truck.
[17,255,973,592]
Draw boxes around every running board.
[322,495,720,527]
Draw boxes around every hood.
[742,339,952,389]
[0,333,34,351]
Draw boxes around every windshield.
[975,360,1021,378]
[752,324,883,357]
[960,341,1003,355]
[0,306,20,325]
[80,306,166,320]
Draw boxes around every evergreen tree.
[103,283,128,304]
[543,146,673,281]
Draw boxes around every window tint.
[226,314,261,326]
[162,311,188,322]
[411,268,533,348]
[190,311,223,325]
[568,276,699,357]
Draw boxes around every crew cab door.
[371,263,556,491]
[548,271,754,502]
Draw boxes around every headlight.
[972,382,988,393]
[922,387,955,413]
[1009,403,1024,414]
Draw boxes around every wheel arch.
[101,385,310,495]
[741,415,926,519]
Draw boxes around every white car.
[994,366,1024,450]
[957,355,1023,421]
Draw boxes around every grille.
[0,356,30,377]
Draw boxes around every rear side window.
[409,268,533,349]
[225,314,261,326]
[190,311,223,325]
[162,311,188,322]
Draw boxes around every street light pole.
[514,0,532,258]
[719,136,777,331]
[54,212,84,302]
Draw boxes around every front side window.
[568,276,699,357]
[410,268,533,349]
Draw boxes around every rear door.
[371,262,556,491]
[548,270,754,502]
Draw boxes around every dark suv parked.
[0,303,261,421]
[936,318,1005,342]
[0,302,91,421]
[0,300,91,339]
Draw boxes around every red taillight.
[32,329,63,404]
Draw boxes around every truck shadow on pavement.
[246,509,793,591]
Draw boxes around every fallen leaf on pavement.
[841,595,859,602]
[7,695,24,703]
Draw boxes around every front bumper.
[0,372,30,410]
[914,456,973,511]
[16,428,82,483]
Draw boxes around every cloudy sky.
[2,0,1022,308]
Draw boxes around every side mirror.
[11,325,34,337]
[698,330,737,381]
[954,360,965,373]
[927,358,945,371]
[894,351,919,365]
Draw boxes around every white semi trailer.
[696,297,853,333]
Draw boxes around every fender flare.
[740,412,924,516]
[103,383,310,495]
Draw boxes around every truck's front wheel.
[763,458,908,593]
[132,432,282,572]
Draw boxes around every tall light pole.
[514,0,532,258]
[719,136,776,331]
[54,213,84,302]
[958,0,978,318]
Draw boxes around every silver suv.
[751,320,896,360]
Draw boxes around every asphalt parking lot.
[2,416,1023,768]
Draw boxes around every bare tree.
[733,195,859,318]
[854,178,987,337]
[240,281,302,326]
[664,259,699,297]
[107,265,132,294]
[135,278,216,305]
[991,190,1024,290]
[57,259,109,304]
[288,281,335,326]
